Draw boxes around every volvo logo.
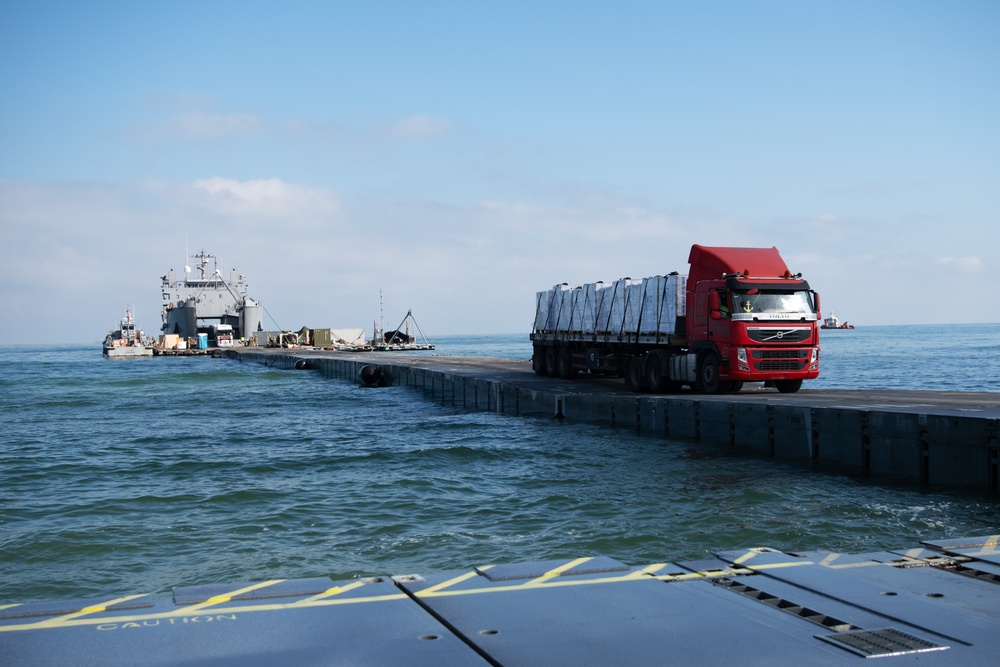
[747,327,808,343]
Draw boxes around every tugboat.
[103,308,154,357]
[821,312,855,330]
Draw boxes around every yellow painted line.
[828,560,889,570]
[528,557,593,585]
[415,568,488,597]
[0,561,733,635]
[197,580,286,607]
[625,563,669,578]
[819,553,840,567]
[21,595,149,630]
[0,592,412,634]
[0,604,22,612]
[732,550,760,565]
[650,572,707,582]
[746,560,814,571]
[421,567,698,598]
[299,580,367,603]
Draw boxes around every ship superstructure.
[161,250,263,342]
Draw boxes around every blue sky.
[2,1,998,344]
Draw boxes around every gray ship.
[161,250,263,344]
[103,308,154,357]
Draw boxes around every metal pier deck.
[3,536,1000,665]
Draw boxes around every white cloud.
[188,177,341,222]
[936,255,985,273]
[388,115,451,139]
[130,112,264,143]
[173,112,263,138]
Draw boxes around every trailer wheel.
[774,379,802,393]
[697,351,722,394]
[624,356,647,392]
[556,347,577,379]
[532,346,547,376]
[644,354,664,393]
[543,347,557,376]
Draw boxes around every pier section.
[3,536,1000,665]
[233,348,1000,489]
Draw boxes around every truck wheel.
[644,354,663,393]
[557,347,577,379]
[532,346,547,376]
[697,352,722,394]
[774,379,802,393]
[727,381,744,393]
[625,356,647,392]
[544,347,558,376]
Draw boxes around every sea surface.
[1,323,998,604]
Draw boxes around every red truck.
[530,244,821,393]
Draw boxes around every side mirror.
[708,291,721,319]
[813,291,821,313]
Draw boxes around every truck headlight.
[737,347,749,371]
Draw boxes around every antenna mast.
[379,289,385,343]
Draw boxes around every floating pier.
[3,536,1000,665]
[235,348,1000,489]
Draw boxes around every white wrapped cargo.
[624,282,645,333]
[534,291,550,331]
[552,284,576,331]
[594,278,636,334]
[535,283,573,332]
[536,274,686,336]
[570,282,605,333]
[634,275,685,335]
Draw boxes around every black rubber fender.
[359,364,387,387]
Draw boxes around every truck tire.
[625,356,647,392]
[774,379,802,393]
[645,354,669,393]
[544,347,558,376]
[556,347,577,379]
[727,381,744,393]
[532,346,547,376]
[697,351,722,394]
[643,354,663,394]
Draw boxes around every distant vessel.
[160,250,263,344]
[103,308,154,357]
[821,312,855,329]
[368,308,435,351]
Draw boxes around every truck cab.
[687,245,820,393]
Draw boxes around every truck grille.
[746,326,811,344]
[752,349,808,371]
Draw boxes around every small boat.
[103,308,154,357]
[821,312,855,330]
[367,308,435,351]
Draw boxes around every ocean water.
[1,323,998,604]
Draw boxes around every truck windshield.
[731,290,814,316]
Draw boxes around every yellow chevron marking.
[196,580,285,608]
[529,557,593,585]
[301,580,367,603]
[416,568,490,597]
